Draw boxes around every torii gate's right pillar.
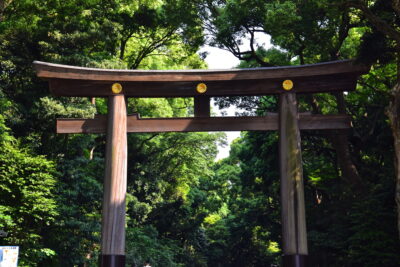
[279,93,308,267]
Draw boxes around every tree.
[0,113,58,266]
[340,0,400,240]
[0,0,220,265]
[111,0,204,69]
[197,0,400,265]
[201,0,365,189]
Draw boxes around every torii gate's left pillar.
[100,95,127,267]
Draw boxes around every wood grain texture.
[34,60,368,81]
[33,60,369,97]
[45,74,359,97]
[279,93,308,255]
[56,114,351,133]
[101,95,127,256]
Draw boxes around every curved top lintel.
[34,60,369,82]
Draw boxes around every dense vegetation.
[0,0,400,266]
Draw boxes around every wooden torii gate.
[34,60,368,267]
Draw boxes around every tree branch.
[0,0,13,22]
[347,1,400,45]
[128,28,176,69]
[244,25,272,67]
[392,0,400,16]
[330,12,352,60]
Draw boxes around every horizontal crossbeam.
[56,114,351,134]
[34,60,369,97]
[47,75,359,97]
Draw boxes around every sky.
[199,33,271,160]
[198,46,240,160]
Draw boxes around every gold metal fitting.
[111,83,123,94]
[196,83,207,94]
[282,80,294,91]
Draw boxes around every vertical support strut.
[100,95,127,267]
[194,96,210,117]
[279,93,308,267]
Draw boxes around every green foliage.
[200,1,400,266]
[0,0,213,266]
[46,156,103,266]
[1,0,400,266]
[126,226,183,267]
[203,0,361,65]
[238,47,291,68]
[199,134,281,266]
[0,115,58,266]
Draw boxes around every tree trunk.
[306,93,364,188]
[0,0,6,22]
[346,0,400,239]
[332,92,364,188]
[387,81,400,239]
[119,38,128,60]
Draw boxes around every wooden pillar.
[279,93,308,267]
[100,95,127,267]
[194,96,210,117]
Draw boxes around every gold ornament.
[111,83,123,94]
[282,80,294,91]
[196,83,207,94]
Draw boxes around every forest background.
[1,0,400,266]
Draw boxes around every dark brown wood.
[46,74,359,97]
[34,60,367,267]
[34,60,368,81]
[33,60,369,97]
[194,96,210,117]
[56,114,351,134]
[99,255,125,267]
[279,93,308,256]
[101,95,127,257]
[282,255,307,267]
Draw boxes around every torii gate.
[34,60,368,267]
